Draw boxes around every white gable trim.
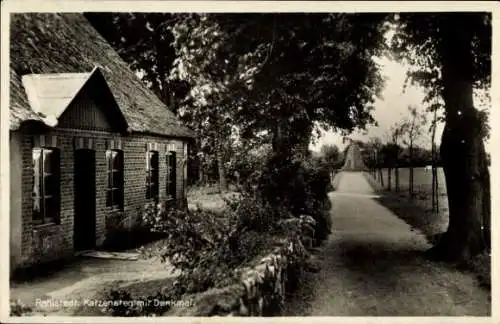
[21,66,127,130]
[21,68,97,122]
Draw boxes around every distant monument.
[341,140,368,171]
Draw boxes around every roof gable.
[21,67,128,133]
[22,72,90,123]
[57,67,129,133]
[10,13,195,138]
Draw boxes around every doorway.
[74,149,96,251]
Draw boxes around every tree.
[86,13,242,192]
[367,137,384,186]
[399,105,427,198]
[319,144,341,170]
[380,141,400,192]
[392,13,491,261]
[85,13,191,114]
[170,13,388,163]
[87,13,391,193]
[85,13,224,189]
[388,124,404,192]
[427,98,445,213]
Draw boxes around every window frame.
[166,151,177,199]
[106,149,124,211]
[146,150,159,201]
[32,147,61,225]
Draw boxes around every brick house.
[9,13,195,272]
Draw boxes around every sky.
[310,57,434,152]
[309,57,491,153]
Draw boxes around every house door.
[74,149,96,251]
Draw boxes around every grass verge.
[363,172,491,289]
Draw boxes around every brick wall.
[12,128,188,270]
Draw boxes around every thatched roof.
[10,13,195,138]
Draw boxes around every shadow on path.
[284,172,491,316]
[374,194,448,244]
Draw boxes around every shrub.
[302,160,333,242]
[141,201,283,296]
[104,151,333,317]
[251,153,333,243]
[228,143,271,189]
[10,299,33,316]
[224,192,291,233]
[103,204,167,251]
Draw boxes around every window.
[106,150,124,210]
[146,151,159,200]
[33,148,60,224]
[166,151,176,199]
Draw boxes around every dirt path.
[285,172,491,316]
[10,252,177,316]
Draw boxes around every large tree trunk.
[429,20,490,261]
[434,114,489,261]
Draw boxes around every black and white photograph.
[1,0,497,320]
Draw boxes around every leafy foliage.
[399,105,428,148]
[380,144,401,168]
[353,138,437,169]
[253,154,333,241]
[226,142,272,188]
[391,12,492,261]
[318,144,342,170]
[390,12,491,143]
[103,207,166,251]
[139,151,333,298]
[143,199,281,295]
[170,13,389,152]
[88,13,390,188]
[390,13,491,104]
[85,13,190,113]
[10,299,33,316]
